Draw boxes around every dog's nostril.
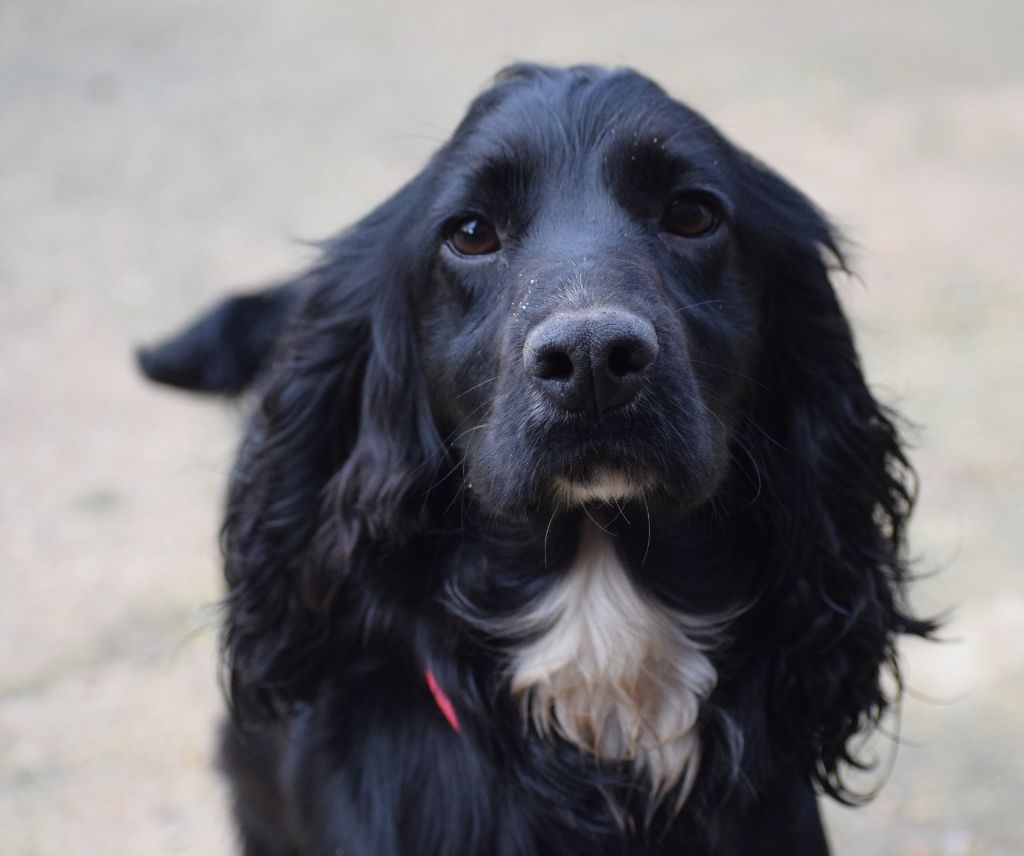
[608,345,643,378]
[607,333,657,378]
[535,349,574,380]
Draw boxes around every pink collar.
[424,668,461,733]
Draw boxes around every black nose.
[523,309,658,414]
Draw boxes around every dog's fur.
[140,64,933,855]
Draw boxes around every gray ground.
[2,1,1022,853]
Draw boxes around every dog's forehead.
[452,67,722,166]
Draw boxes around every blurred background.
[2,0,1021,853]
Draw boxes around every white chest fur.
[508,522,718,806]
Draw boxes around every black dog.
[140,64,932,855]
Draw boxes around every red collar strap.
[423,668,461,733]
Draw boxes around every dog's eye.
[446,216,501,256]
[662,193,721,238]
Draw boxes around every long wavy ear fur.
[733,158,936,801]
[221,174,444,719]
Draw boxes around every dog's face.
[413,68,759,518]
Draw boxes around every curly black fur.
[141,64,933,855]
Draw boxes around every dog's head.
[141,64,929,803]
[415,65,764,519]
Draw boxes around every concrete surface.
[1,0,1022,853]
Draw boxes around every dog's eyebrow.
[604,136,730,206]
[474,149,534,189]
[434,145,538,221]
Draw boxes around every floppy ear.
[220,173,446,718]
[137,281,307,393]
[736,159,935,800]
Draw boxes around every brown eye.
[662,193,721,238]
[447,216,501,256]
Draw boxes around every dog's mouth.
[465,408,725,519]
[552,469,651,507]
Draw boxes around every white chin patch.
[554,471,642,505]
